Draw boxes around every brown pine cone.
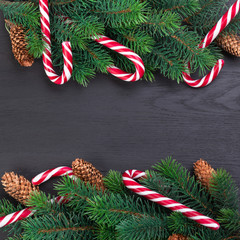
[5,19,34,67]
[194,159,216,189]
[72,158,105,191]
[168,234,189,240]
[2,172,39,205]
[216,33,240,57]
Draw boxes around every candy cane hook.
[93,35,145,82]
[40,0,73,85]
[123,170,220,230]
[183,0,240,88]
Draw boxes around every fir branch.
[153,157,214,216]
[22,212,94,240]
[152,0,200,18]
[190,227,229,240]
[54,175,106,211]
[0,1,39,28]
[51,40,113,86]
[25,27,44,58]
[209,169,239,211]
[38,225,94,233]
[107,27,154,55]
[166,28,219,75]
[217,209,240,236]
[0,199,22,217]
[26,191,66,216]
[168,212,200,236]
[186,0,229,36]
[86,193,162,227]
[142,10,181,38]
[7,235,23,240]
[52,13,104,46]
[183,0,215,24]
[140,170,185,203]
[222,15,240,35]
[222,237,240,240]
[89,0,148,28]
[116,215,169,240]
[144,45,186,82]
[104,170,128,195]
[95,225,117,240]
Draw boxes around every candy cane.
[0,208,34,228]
[122,170,220,230]
[183,0,240,88]
[93,35,145,82]
[32,166,73,185]
[0,167,73,228]
[61,16,145,82]
[40,0,73,85]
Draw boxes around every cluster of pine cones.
[1,157,215,240]
[4,19,240,68]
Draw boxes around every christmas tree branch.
[153,157,214,216]
[183,0,215,24]
[38,225,94,233]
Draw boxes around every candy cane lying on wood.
[183,0,240,88]
[122,169,220,230]
[40,0,73,85]
[0,167,73,228]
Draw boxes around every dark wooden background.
[0,11,240,238]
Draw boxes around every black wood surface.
[0,12,240,238]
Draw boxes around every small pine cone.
[216,33,240,57]
[72,158,105,191]
[194,159,216,189]
[168,234,189,240]
[2,172,39,205]
[6,20,34,67]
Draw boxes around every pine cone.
[194,159,216,189]
[216,33,240,57]
[2,172,39,205]
[6,20,34,67]
[72,158,105,191]
[168,234,189,240]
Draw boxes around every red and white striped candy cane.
[61,16,145,82]
[122,170,220,230]
[0,167,73,228]
[32,166,73,185]
[93,35,145,82]
[40,0,73,85]
[183,0,240,88]
[0,208,34,228]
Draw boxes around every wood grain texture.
[0,11,240,238]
